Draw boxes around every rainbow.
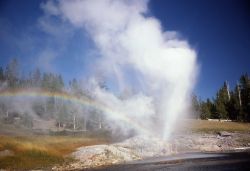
[0,88,150,134]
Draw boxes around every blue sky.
[0,0,249,99]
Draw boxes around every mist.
[0,0,198,140]
[40,0,198,140]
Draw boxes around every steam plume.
[42,0,198,140]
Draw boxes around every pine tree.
[239,74,250,121]
[227,89,240,120]
[5,58,19,88]
[214,82,230,119]
[200,98,212,119]
[191,94,200,119]
[32,68,41,87]
[0,67,5,81]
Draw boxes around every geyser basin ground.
[54,131,250,170]
[86,151,250,171]
[1,120,250,170]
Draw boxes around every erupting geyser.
[43,0,198,140]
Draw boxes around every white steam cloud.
[42,0,198,140]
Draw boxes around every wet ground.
[86,151,250,171]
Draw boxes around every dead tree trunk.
[98,115,102,129]
[83,116,87,131]
[73,115,76,131]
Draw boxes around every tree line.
[0,58,104,131]
[192,74,250,122]
[1,58,249,131]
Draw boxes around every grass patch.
[0,135,108,170]
[182,120,250,133]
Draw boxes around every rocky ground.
[169,131,250,152]
[53,131,250,171]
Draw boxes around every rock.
[200,145,221,151]
[64,135,173,170]
[218,131,232,137]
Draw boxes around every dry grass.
[0,135,108,170]
[181,119,250,133]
